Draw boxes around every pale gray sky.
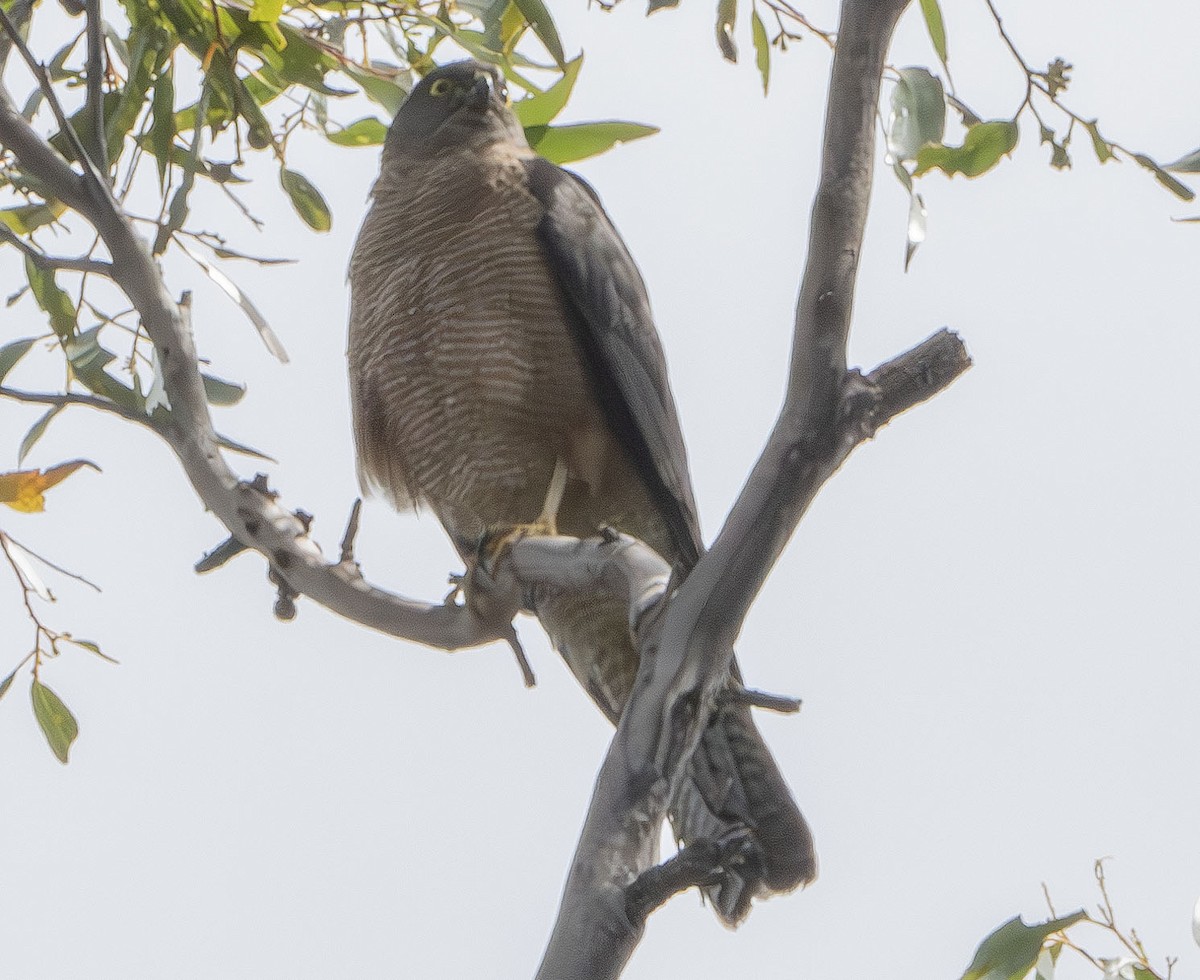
[2,2,1198,978]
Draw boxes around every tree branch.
[84,0,108,175]
[0,224,115,276]
[535,2,966,977]
[0,36,513,656]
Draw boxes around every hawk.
[348,60,815,923]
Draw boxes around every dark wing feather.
[523,157,703,570]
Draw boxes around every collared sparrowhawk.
[347,60,815,924]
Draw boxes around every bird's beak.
[466,69,506,111]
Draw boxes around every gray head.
[384,60,527,160]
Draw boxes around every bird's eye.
[429,78,453,97]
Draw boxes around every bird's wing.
[523,157,703,569]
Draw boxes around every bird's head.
[383,60,525,160]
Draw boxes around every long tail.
[670,690,817,925]
[536,588,816,925]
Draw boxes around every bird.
[347,59,816,924]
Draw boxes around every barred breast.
[348,144,604,551]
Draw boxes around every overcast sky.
[2,2,1198,978]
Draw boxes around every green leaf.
[202,373,247,406]
[0,668,14,702]
[0,201,66,235]
[1034,942,1062,980]
[272,24,347,96]
[716,0,738,62]
[513,55,582,127]
[1133,153,1196,201]
[64,327,142,411]
[1083,120,1114,164]
[18,406,63,465]
[751,8,770,95]
[648,0,680,10]
[176,242,289,362]
[103,22,167,164]
[250,0,283,23]
[959,911,1087,980]
[23,256,78,340]
[513,0,565,66]
[280,168,332,232]
[889,67,946,163]
[325,116,388,147]
[343,64,411,114]
[1165,145,1200,173]
[0,338,37,385]
[919,0,948,67]
[31,680,80,764]
[526,121,659,164]
[150,63,176,188]
[915,120,1019,178]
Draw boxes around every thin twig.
[0,385,157,427]
[0,224,114,276]
[0,530,101,592]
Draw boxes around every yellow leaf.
[0,460,99,513]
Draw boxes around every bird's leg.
[480,457,567,570]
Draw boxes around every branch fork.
[0,1,970,977]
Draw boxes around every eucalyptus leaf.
[1133,153,1195,201]
[526,121,658,164]
[751,9,770,95]
[716,0,737,62]
[915,120,1019,179]
[32,680,79,764]
[919,0,948,67]
[0,668,14,702]
[281,168,332,232]
[150,64,176,187]
[889,67,946,163]
[1165,146,1200,173]
[18,406,63,465]
[513,55,582,128]
[325,117,388,147]
[513,0,565,66]
[202,373,247,407]
[23,256,78,340]
[1084,120,1114,164]
[176,240,289,363]
[959,911,1087,980]
[0,338,37,385]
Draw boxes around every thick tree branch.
[535,2,967,978]
[2,8,973,979]
[0,45,509,655]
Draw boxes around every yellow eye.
[429,78,453,97]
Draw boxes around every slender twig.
[338,498,363,565]
[0,5,102,182]
[0,224,114,276]
[0,530,101,592]
[0,385,158,427]
[84,0,107,175]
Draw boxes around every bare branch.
[0,224,115,276]
[0,385,157,427]
[0,32,518,659]
[534,3,970,977]
[84,0,107,175]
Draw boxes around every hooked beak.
[465,69,507,111]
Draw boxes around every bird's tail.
[536,588,816,926]
[669,692,817,926]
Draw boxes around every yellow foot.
[479,456,568,569]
